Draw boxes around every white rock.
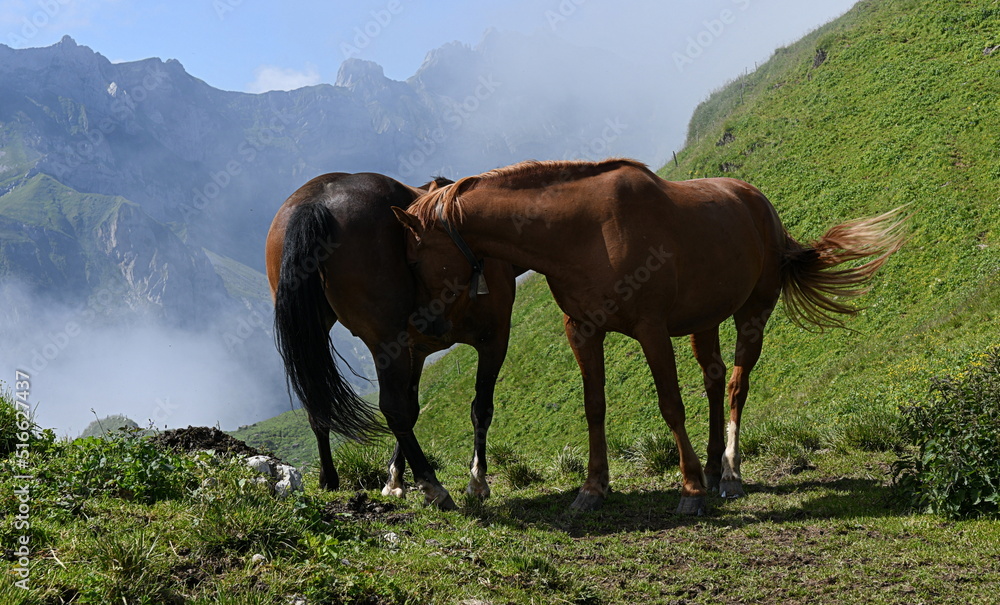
[245,455,275,476]
[273,464,303,498]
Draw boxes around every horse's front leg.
[564,316,610,511]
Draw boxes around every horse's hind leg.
[382,442,407,498]
[690,328,727,491]
[637,324,707,515]
[721,303,772,498]
[382,350,427,499]
[466,335,509,499]
[378,349,456,510]
[309,416,339,490]
[565,316,610,511]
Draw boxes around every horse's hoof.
[570,491,605,512]
[466,482,491,500]
[719,479,745,499]
[675,496,706,516]
[431,493,458,511]
[416,481,457,510]
[706,473,722,492]
[381,484,407,499]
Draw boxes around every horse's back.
[268,172,419,341]
[606,172,786,333]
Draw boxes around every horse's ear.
[391,207,422,242]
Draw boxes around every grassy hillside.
[409,0,1000,466]
[203,249,272,304]
[248,0,1000,471]
[9,3,1000,603]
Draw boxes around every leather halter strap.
[436,203,488,299]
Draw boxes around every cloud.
[247,64,322,93]
[0,278,288,438]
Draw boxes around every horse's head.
[392,190,482,338]
[418,176,454,193]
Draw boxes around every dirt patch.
[150,426,266,458]
[813,49,828,68]
[322,491,414,525]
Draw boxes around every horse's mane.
[408,158,651,225]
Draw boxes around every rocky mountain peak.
[335,58,387,89]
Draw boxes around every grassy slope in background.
[399,0,1000,465]
[238,0,1000,468]
[9,2,1000,603]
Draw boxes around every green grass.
[203,249,271,304]
[8,1,1000,601]
[229,407,318,470]
[0,173,131,239]
[5,407,1000,604]
[412,0,1000,472]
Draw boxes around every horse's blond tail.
[780,206,908,330]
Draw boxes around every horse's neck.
[460,188,582,276]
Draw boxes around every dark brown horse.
[266,172,517,509]
[394,158,905,515]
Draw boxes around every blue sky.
[1,0,858,94]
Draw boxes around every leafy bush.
[894,348,1000,518]
[40,429,201,505]
[0,385,56,459]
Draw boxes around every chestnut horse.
[266,172,517,509]
[394,158,905,515]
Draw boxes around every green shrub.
[894,348,1000,518]
[335,439,390,490]
[632,432,679,476]
[0,385,56,459]
[550,445,586,479]
[40,429,200,505]
[836,405,905,452]
[500,461,544,489]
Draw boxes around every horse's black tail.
[273,203,385,442]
